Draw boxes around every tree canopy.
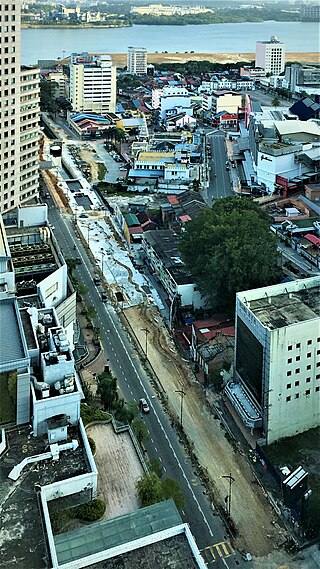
[179,197,279,312]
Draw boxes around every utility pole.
[175,389,186,427]
[141,328,150,359]
[221,472,235,518]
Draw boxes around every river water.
[21,21,318,65]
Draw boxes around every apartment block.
[19,66,40,204]
[0,2,21,214]
[127,46,147,75]
[234,277,320,444]
[69,54,116,114]
[0,2,40,215]
[256,36,285,76]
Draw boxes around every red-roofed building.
[305,233,320,247]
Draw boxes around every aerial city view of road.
[0,2,319,569]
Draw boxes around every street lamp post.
[175,389,186,427]
[141,328,150,359]
[221,472,235,518]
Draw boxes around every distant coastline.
[111,52,320,66]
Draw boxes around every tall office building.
[0,2,40,215]
[127,46,147,75]
[234,277,320,444]
[69,54,116,114]
[255,36,285,76]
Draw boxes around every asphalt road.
[205,131,232,204]
[46,197,247,569]
[249,89,291,108]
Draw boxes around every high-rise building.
[127,46,148,75]
[255,36,285,76]
[0,2,40,215]
[20,66,40,204]
[234,277,320,444]
[69,54,116,114]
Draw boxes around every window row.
[288,338,320,351]
[286,387,320,401]
[288,350,320,363]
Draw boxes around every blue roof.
[132,99,142,109]
[129,169,163,178]
[116,103,125,114]
[71,112,110,124]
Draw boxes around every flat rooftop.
[5,226,61,291]
[0,426,89,569]
[0,297,26,366]
[249,286,320,329]
[144,230,193,285]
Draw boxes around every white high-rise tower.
[0,2,40,214]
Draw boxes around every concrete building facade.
[0,1,21,214]
[20,66,40,205]
[234,277,320,444]
[69,55,116,114]
[127,46,147,75]
[255,36,285,76]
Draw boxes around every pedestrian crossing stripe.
[201,541,235,563]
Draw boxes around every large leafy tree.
[179,197,279,312]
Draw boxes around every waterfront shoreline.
[109,52,320,66]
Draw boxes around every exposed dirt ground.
[111,51,319,67]
[124,305,287,558]
[87,424,143,520]
[78,147,99,182]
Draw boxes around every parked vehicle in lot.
[139,398,150,414]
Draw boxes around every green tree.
[148,457,163,479]
[97,372,119,411]
[86,305,97,321]
[179,197,279,312]
[209,369,223,392]
[132,418,150,445]
[136,472,164,507]
[161,478,185,509]
[272,96,280,107]
[75,282,89,299]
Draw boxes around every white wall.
[161,95,192,119]
[38,264,67,309]
[31,376,82,436]
[17,204,48,227]
[267,320,320,444]
[177,283,204,308]
[256,149,307,193]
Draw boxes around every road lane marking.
[59,213,215,539]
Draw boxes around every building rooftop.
[0,297,27,368]
[0,426,89,569]
[137,151,174,163]
[240,278,320,329]
[54,500,185,566]
[5,226,61,294]
[144,230,193,285]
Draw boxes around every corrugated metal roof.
[124,213,140,227]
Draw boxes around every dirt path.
[124,305,286,557]
[79,148,99,182]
